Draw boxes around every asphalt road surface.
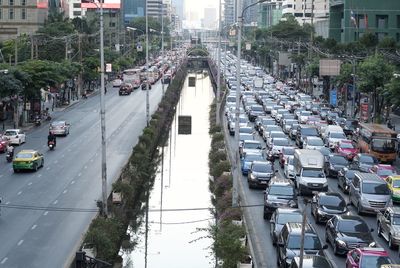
[0,82,165,268]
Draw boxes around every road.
[223,111,400,268]
[0,81,164,268]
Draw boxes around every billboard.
[81,0,120,9]
[319,59,341,76]
[37,0,48,8]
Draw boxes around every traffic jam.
[222,51,400,267]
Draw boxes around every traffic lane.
[0,81,164,267]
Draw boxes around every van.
[322,125,343,140]
[349,172,392,215]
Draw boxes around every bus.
[357,123,397,163]
[122,68,141,89]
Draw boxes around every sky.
[183,0,219,28]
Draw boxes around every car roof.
[285,222,315,234]
[336,214,364,221]
[355,247,389,256]
[376,164,394,170]
[276,208,301,214]
[269,177,293,186]
[317,192,342,198]
[354,171,384,182]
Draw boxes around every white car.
[4,129,26,145]
[303,137,325,150]
[284,156,295,180]
[112,78,123,87]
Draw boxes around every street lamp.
[216,0,222,125]
[234,0,268,206]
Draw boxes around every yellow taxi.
[385,175,400,203]
[13,150,44,173]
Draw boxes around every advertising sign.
[245,43,251,51]
[361,103,369,122]
[319,59,341,76]
[37,0,48,8]
[330,88,337,106]
[81,0,120,9]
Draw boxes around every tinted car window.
[302,170,325,178]
[273,139,290,146]
[330,156,349,165]
[301,128,318,136]
[319,195,345,207]
[277,214,303,224]
[360,256,392,267]
[362,182,390,195]
[338,220,369,233]
[287,235,321,250]
[359,155,379,164]
[252,163,272,172]
[269,186,294,196]
[345,170,356,179]
[284,148,295,155]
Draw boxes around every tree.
[0,71,23,97]
[357,55,395,122]
[378,36,397,51]
[385,77,400,107]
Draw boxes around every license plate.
[312,184,319,187]
[260,181,267,184]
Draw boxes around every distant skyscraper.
[242,0,258,25]
[203,7,217,29]
[223,0,237,27]
[123,0,145,24]
[172,0,184,20]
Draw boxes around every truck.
[293,149,327,195]
[377,206,400,249]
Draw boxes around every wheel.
[389,235,395,249]
[18,139,21,145]
[315,213,320,224]
[34,164,38,171]
[357,203,363,215]
[377,223,382,237]
[13,169,19,173]
[325,233,329,243]
[41,159,44,168]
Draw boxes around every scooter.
[6,151,13,163]
[34,115,41,126]
[48,140,55,150]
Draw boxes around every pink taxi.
[335,140,358,160]
[369,164,397,179]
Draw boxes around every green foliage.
[378,36,397,51]
[359,32,379,50]
[0,71,23,97]
[333,63,353,86]
[211,160,231,178]
[385,77,400,107]
[357,55,394,93]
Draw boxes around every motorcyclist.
[47,131,56,147]
[6,144,14,158]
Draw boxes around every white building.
[67,0,86,18]
[203,7,216,29]
[282,0,329,25]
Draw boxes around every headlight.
[336,239,346,247]
[369,242,376,247]
[250,174,256,180]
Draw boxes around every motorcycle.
[6,151,13,163]
[48,140,55,150]
[45,115,52,121]
[34,115,41,126]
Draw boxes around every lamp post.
[161,1,165,95]
[216,0,222,125]
[234,0,267,206]
[145,1,150,126]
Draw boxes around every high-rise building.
[123,0,145,24]
[281,0,329,26]
[242,0,258,26]
[147,0,162,18]
[171,0,184,20]
[203,7,216,29]
[223,0,237,27]
[259,1,283,29]
[67,0,86,19]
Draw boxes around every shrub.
[211,160,230,178]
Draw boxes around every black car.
[289,255,334,268]
[248,104,265,122]
[337,168,357,193]
[350,153,379,172]
[326,112,339,125]
[324,154,349,177]
[311,192,348,223]
[247,161,274,189]
[263,178,298,219]
[343,119,358,137]
[270,208,302,245]
[277,222,326,268]
[325,215,375,255]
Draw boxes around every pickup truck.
[377,206,400,249]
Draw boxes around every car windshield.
[359,155,379,164]
[362,182,390,195]
[271,132,286,138]
[371,139,397,153]
[245,154,264,162]
[239,117,248,124]
[273,139,290,146]
[245,142,262,149]
[302,169,325,178]
[240,134,253,141]
[287,157,294,165]
[16,153,33,159]
[340,142,354,149]
[319,148,331,157]
[338,220,369,233]
[360,255,392,268]
[252,106,264,112]
[52,122,65,126]
[301,111,312,116]
[269,185,294,196]
[262,119,275,125]
[301,128,318,136]
[330,156,348,165]
[319,195,345,207]
[392,216,400,225]
[308,139,324,146]
[377,169,395,177]
[345,170,356,179]
[287,234,321,250]
[284,148,295,155]
[5,131,16,136]
[252,163,272,173]
[392,180,400,188]
[277,213,302,224]
[330,132,346,139]
[240,128,252,134]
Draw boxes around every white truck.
[293,149,328,195]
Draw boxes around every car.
[370,164,397,179]
[247,161,274,189]
[3,129,26,145]
[343,119,358,137]
[277,222,326,267]
[284,156,295,180]
[263,178,297,219]
[238,133,254,148]
[377,207,400,248]
[335,140,358,160]
[239,126,254,135]
[325,215,375,256]
[0,136,9,153]
[119,83,133,95]
[385,175,400,203]
[290,255,334,268]
[267,137,291,160]
[49,121,70,136]
[303,136,325,150]
[239,140,263,157]
[240,152,265,175]
[324,131,347,150]
[279,147,295,168]
[112,78,122,87]
[12,149,44,172]
[338,168,358,193]
[324,154,349,177]
[311,192,348,223]
[270,208,302,245]
[351,154,379,173]
[141,81,152,90]
[247,104,265,122]
[345,247,393,268]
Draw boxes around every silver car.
[50,121,70,136]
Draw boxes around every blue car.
[241,152,265,175]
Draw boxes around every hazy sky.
[184,0,219,20]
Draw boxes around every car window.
[302,169,325,178]
[337,220,369,233]
[16,153,33,159]
[269,185,294,196]
[319,195,345,207]
[362,182,390,195]
[287,234,321,250]
[330,155,349,165]
[277,213,302,224]
[359,155,378,164]
[360,256,392,267]
[5,131,16,136]
[393,180,400,188]
[252,163,272,173]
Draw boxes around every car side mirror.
[322,244,328,250]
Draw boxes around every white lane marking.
[28,182,32,186]
[17,191,22,195]
[71,180,75,185]
[31,225,37,230]
[43,211,48,216]
[63,190,67,194]
[46,167,50,170]
[1,257,8,264]
[17,240,23,246]
[53,200,58,205]
[78,173,82,177]
[37,174,42,178]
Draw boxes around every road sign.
[330,88,337,106]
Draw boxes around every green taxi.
[386,176,400,203]
[13,150,44,173]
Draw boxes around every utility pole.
[299,201,309,268]
[30,35,34,60]
[216,0,222,125]
[161,0,165,95]
[65,36,69,60]
[145,0,150,126]
[14,37,18,65]
[78,34,83,98]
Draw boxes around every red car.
[346,247,392,268]
[0,136,9,153]
[335,140,358,160]
[369,164,397,179]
